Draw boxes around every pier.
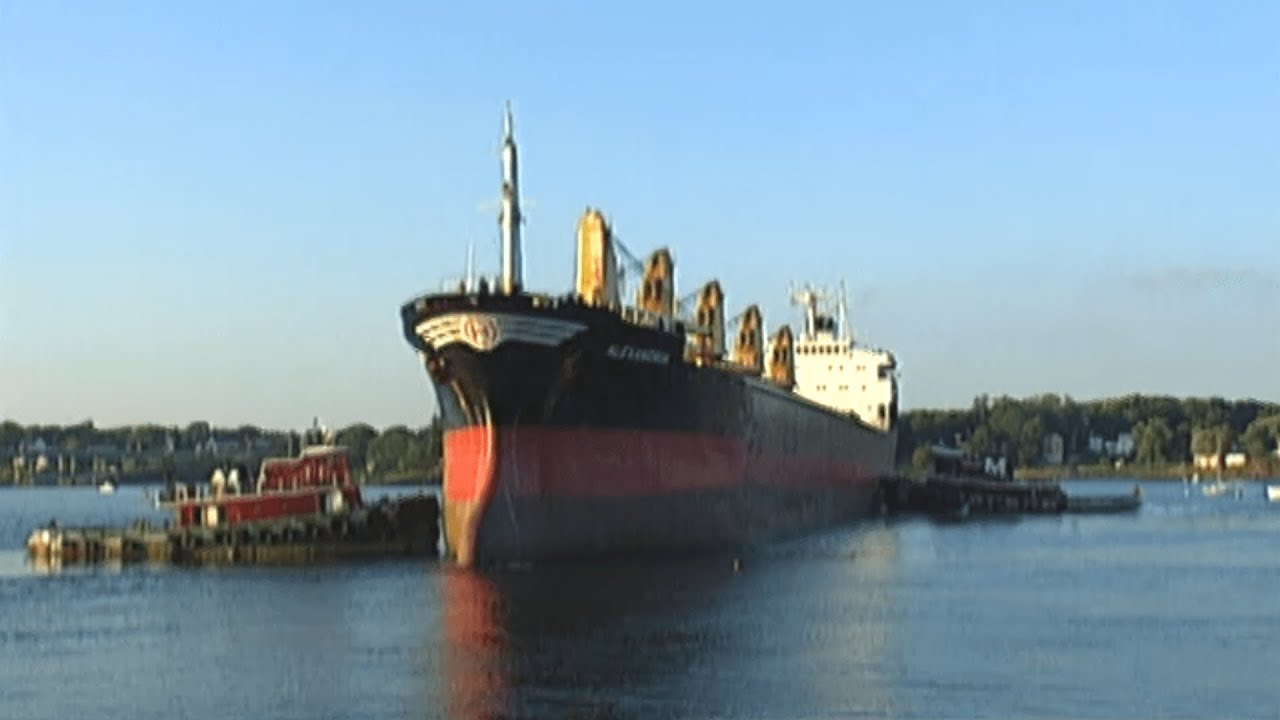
[877,474,1141,519]
[877,445,1143,519]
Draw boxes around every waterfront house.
[1042,433,1065,466]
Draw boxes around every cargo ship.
[400,105,899,565]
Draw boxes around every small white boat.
[1266,485,1280,503]
[1201,480,1230,497]
[97,480,116,495]
[26,526,63,558]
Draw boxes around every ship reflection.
[440,569,510,719]
[22,554,127,576]
[440,555,750,719]
[439,525,902,719]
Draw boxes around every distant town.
[900,394,1280,478]
[2,393,1278,487]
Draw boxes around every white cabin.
[790,287,898,431]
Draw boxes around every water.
[2,480,1278,719]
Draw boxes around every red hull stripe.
[444,426,877,502]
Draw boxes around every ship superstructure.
[401,105,900,565]
[791,286,898,432]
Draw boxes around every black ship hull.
[402,293,896,565]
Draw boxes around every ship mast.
[499,101,523,295]
[466,237,476,292]
[791,286,820,339]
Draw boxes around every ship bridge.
[790,286,898,431]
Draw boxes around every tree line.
[0,418,444,484]
[6,392,1279,483]
[332,420,443,482]
[898,394,1280,472]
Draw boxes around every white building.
[1101,432,1136,459]
[1042,432,1065,466]
[1088,434,1104,454]
[1193,453,1220,470]
[1114,433,1135,457]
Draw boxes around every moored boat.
[400,106,899,565]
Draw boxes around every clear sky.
[2,0,1277,431]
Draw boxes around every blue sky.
[2,0,1277,430]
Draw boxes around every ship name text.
[606,344,670,365]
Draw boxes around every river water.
[1,480,1277,719]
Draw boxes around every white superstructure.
[791,285,898,431]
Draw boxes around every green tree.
[1242,415,1280,468]
[368,425,414,475]
[0,421,23,451]
[967,425,994,456]
[336,423,378,475]
[1133,417,1172,466]
[236,425,263,441]
[1190,427,1217,457]
[1184,398,1228,431]
[1191,424,1234,463]
[971,395,990,425]
[130,424,170,453]
[62,420,97,450]
[404,432,433,472]
[1060,395,1084,457]
[1018,416,1045,467]
[1215,424,1235,456]
[911,445,934,472]
[182,421,211,450]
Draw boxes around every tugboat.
[155,422,363,530]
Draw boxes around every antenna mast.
[791,285,820,339]
[838,280,850,343]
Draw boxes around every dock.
[878,475,1141,519]
[879,444,1144,519]
[25,494,441,568]
[1063,491,1143,514]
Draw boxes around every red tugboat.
[156,424,364,531]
